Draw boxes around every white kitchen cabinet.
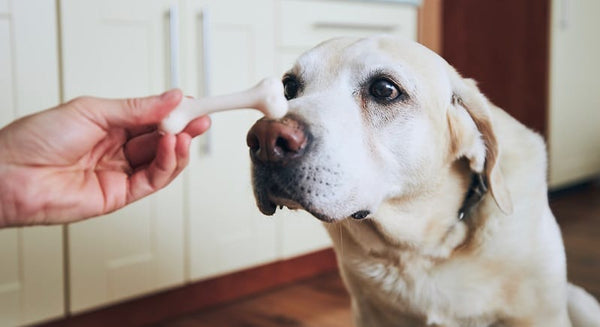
[5,0,420,317]
[549,0,600,188]
[274,0,419,258]
[60,0,187,313]
[0,1,64,326]
[182,0,279,280]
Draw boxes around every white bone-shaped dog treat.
[159,77,288,134]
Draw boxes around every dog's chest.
[344,251,498,327]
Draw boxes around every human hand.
[0,90,210,227]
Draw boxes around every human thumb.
[84,89,183,129]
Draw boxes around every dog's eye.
[283,77,299,100]
[369,79,400,101]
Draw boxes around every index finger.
[180,116,212,137]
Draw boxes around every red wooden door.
[442,0,550,137]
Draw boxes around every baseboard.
[36,248,338,327]
[549,177,600,197]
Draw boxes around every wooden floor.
[551,180,600,298]
[152,271,353,327]
[154,180,600,327]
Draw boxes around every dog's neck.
[334,160,489,261]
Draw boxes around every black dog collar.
[458,173,488,220]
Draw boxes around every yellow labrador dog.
[247,35,600,326]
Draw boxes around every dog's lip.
[257,185,336,223]
[266,184,305,212]
[256,197,277,216]
[270,196,304,211]
[255,183,295,216]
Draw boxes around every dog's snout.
[246,117,308,165]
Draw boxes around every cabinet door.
[182,0,278,280]
[275,0,419,258]
[60,0,185,313]
[0,1,64,326]
[549,0,600,187]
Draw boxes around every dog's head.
[247,35,512,223]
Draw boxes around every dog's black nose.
[246,117,308,165]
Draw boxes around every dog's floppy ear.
[446,76,514,215]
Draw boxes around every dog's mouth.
[252,165,337,223]
[258,184,337,223]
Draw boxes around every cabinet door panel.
[0,228,65,326]
[0,230,20,326]
[0,1,63,325]
[279,0,417,50]
[183,0,278,280]
[60,0,185,313]
[60,0,175,98]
